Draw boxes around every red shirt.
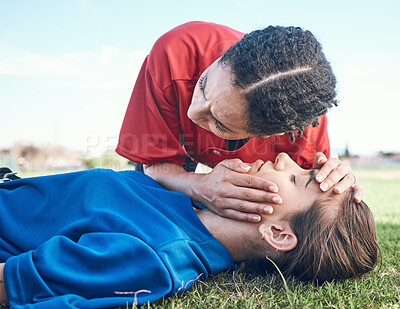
[116,21,330,169]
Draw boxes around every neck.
[196,209,268,262]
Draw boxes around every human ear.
[259,223,298,252]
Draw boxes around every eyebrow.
[305,169,316,188]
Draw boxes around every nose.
[188,94,209,120]
[274,152,293,171]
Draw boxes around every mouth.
[258,160,272,171]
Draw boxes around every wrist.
[189,172,210,205]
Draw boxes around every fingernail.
[264,206,273,214]
[315,175,323,182]
[269,185,278,192]
[320,183,328,191]
[241,164,251,171]
[335,186,342,194]
[253,215,261,222]
[317,156,325,164]
[272,196,282,204]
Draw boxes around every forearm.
[144,163,207,203]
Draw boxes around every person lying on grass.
[0,153,378,309]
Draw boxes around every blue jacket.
[0,169,234,308]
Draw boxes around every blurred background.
[1,0,399,176]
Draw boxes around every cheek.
[292,189,320,211]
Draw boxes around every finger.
[315,158,341,183]
[231,173,279,193]
[332,173,358,194]
[225,186,282,204]
[353,182,364,203]
[219,158,251,173]
[319,163,352,192]
[313,152,327,168]
[222,209,262,222]
[221,200,275,222]
[228,198,275,215]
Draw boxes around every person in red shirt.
[117,21,363,222]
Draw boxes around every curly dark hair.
[220,26,338,141]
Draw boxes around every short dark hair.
[246,189,380,283]
[220,26,338,140]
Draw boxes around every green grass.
[125,174,400,309]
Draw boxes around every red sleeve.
[116,57,187,165]
[296,115,330,169]
[316,115,330,159]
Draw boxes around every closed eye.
[215,121,226,133]
[210,113,234,133]
[290,174,296,184]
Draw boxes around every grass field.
[133,171,400,309]
[16,167,400,308]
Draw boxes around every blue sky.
[1,0,399,156]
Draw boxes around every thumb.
[219,158,251,173]
[313,152,327,168]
